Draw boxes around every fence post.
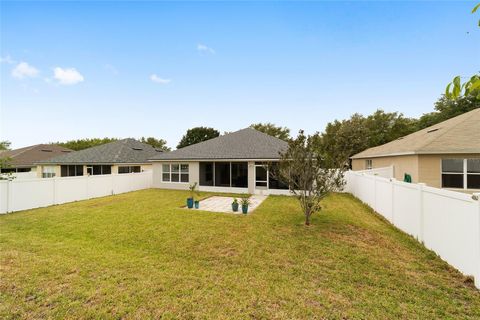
[373,175,377,212]
[473,193,480,290]
[418,183,426,243]
[53,177,56,205]
[6,180,10,213]
[391,178,396,224]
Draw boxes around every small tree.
[140,137,171,151]
[274,131,345,226]
[177,127,220,149]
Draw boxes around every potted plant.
[187,182,199,209]
[231,198,239,212]
[194,200,200,209]
[240,196,250,214]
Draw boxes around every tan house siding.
[352,155,419,182]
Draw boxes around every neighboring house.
[149,128,290,195]
[36,138,162,178]
[0,144,73,177]
[351,108,480,192]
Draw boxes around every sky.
[1,1,479,149]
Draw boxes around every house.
[35,138,162,178]
[351,108,480,192]
[0,144,73,177]
[149,128,290,195]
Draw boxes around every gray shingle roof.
[37,139,162,164]
[150,128,288,161]
[351,108,480,159]
[0,144,73,167]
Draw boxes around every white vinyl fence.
[345,169,480,289]
[0,172,152,214]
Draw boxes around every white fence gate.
[0,172,153,214]
[345,169,480,289]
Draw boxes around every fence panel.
[0,172,152,214]
[345,170,480,289]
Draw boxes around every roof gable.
[352,108,480,159]
[150,128,288,161]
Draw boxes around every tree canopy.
[55,137,170,151]
[315,110,417,168]
[250,123,291,141]
[177,127,220,149]
[0,141,11,151]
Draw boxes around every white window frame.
[42,166,56,178]
[365,159,373,170]
[162,163,189,183]
[441,158,480,190]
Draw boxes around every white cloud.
[0,55,16,64]
[150,74,171,84]
[53,67,84,85]
[11,62,39,79]
[197,43,215,54]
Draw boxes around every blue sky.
[1,1,479,149]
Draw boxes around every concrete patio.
[188,195,268,214]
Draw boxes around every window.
[231,162,248,188]
[42,166,56,178]
[61,165,83,177]
[17,168,31,172]
[118,166,141,174]
[162,163,189,183]
[215,162,230,187]
[442,159,480,190]
[365,159,373,170]
[467,159,480,189]
[86,165,111,175]
[200,162,249,188]
[199,162,214,186]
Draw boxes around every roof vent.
[61,150,72,153]
[427,128,440,133]
[132,147,143,151]
[41,149,53,152]
[397,137,404,140]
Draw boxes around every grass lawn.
[1,189,479,319]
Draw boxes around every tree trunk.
[305,211,311,226]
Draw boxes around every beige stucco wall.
[352,155,419,182]
[152,161,199,190]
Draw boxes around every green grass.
[1,189,479,319]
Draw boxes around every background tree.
[0,141,11,150]
[274,130,345,225]
[177,127,220,149]
[315,110,417,168]
[250,122,291,141]
[417,90,480,129]
[140,137,171,151]
[55,138,119,151]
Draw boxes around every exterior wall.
[36,164,152,178]
[352,155,419,183]
[35,165,61,178]
[111,164,152,174]
[152,161,199,190]
[248,161,255,194]
[418,154,480,191]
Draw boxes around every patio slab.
[188,195,268,214]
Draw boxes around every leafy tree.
[250,123,291,141]
[140,137,170,151]
[445,4,480,100]
[417,91,480,129]
[0,141,11,150]
[273,130,345,225]
[177,127,220,149]
[315,110,417,168]
[55,138,119,151]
